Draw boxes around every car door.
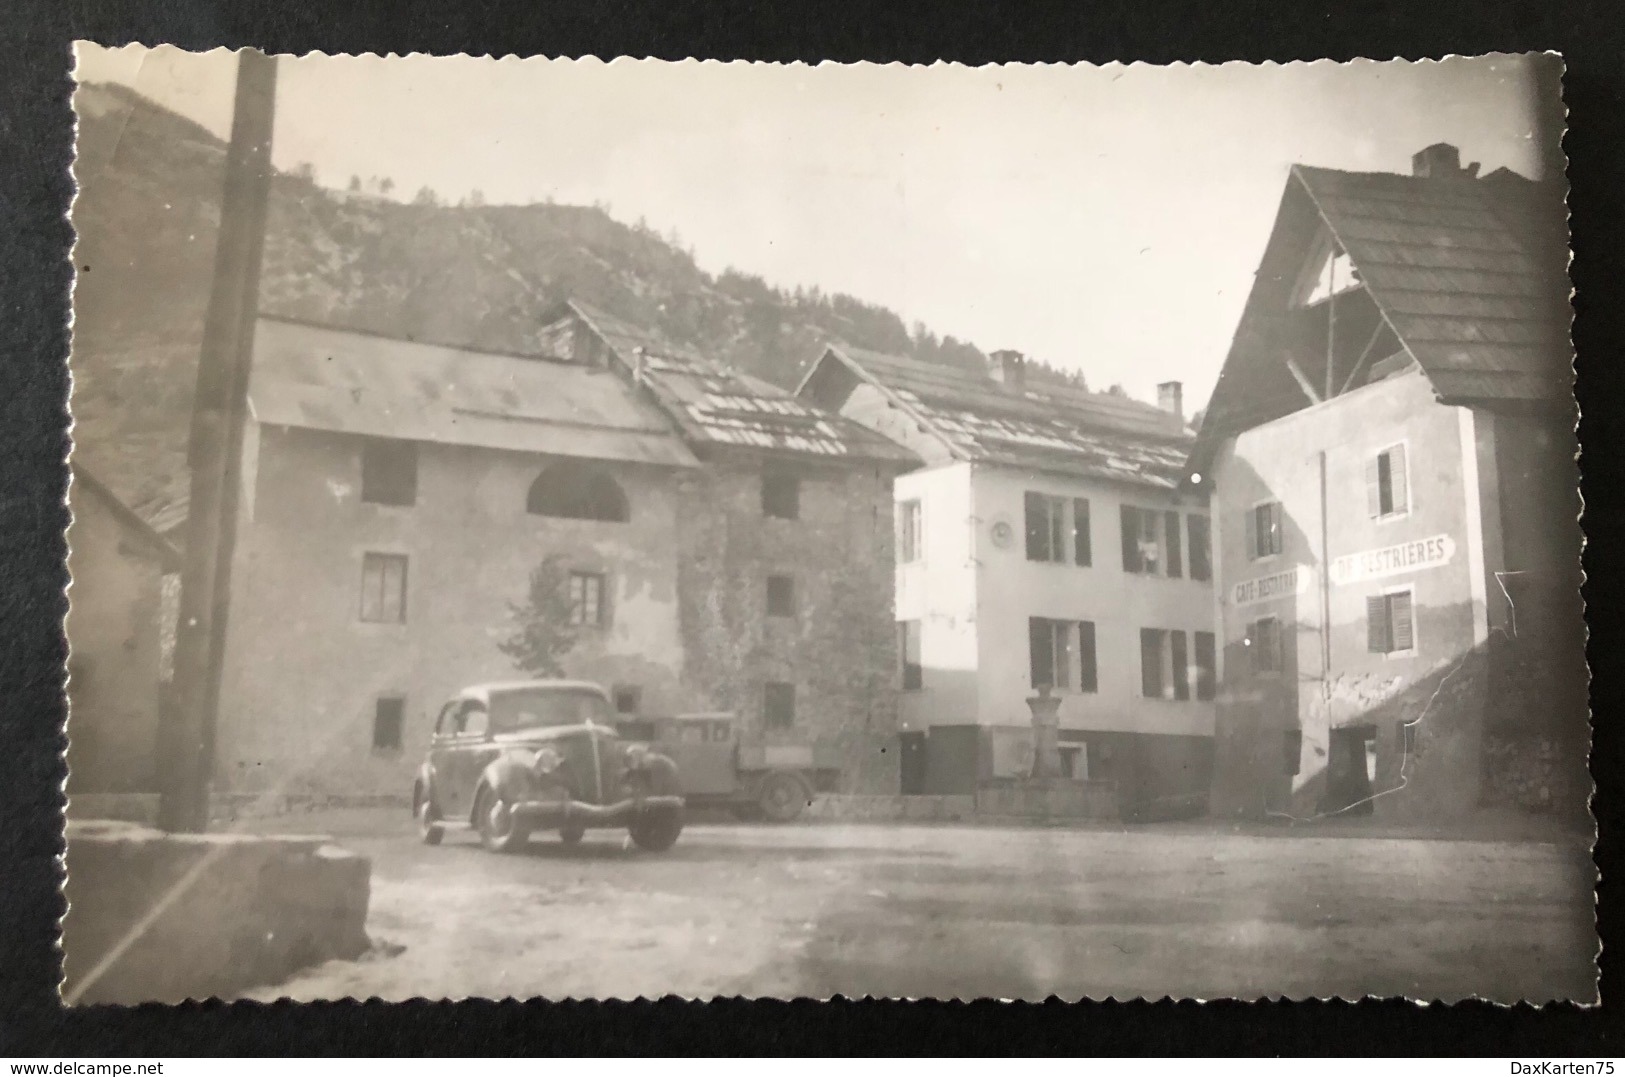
[442,700,494,818]
[425,700,460,815]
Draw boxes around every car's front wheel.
[474,788,531,853]
[628,806,683,852]
[415,789,444,846]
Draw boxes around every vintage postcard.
[60,47,1592,1004]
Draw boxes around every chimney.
[989,349,1026,389]
[1412,142,1463,178]
[1158,381,1184,423]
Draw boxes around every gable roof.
[247,315,700,469]
[556,299,917,466]
[69,463,184,572]
[803,342,1195,491]
[1188,159,1571,480]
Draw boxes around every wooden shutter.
[1194,631,1216,701]
[1366,456,1383,518]
[1266,502,1282,555]
[1121,506,1141,572]
[1189,515,1211,581]
[1391,591,1415,651]
[1077,621,1098,693]
[1025,492,1047,560]
[1171,630,1190,700]
[1367,594,1390,653]
[1073,498,1092,566]
[1140,629,1162,698]
[1029,617,1054,688]
[1245,506,1258,560]
[1389,445,1409,514]
[1165,510,1183,577]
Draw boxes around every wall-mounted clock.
[990,519,1015,549]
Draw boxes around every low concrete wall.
[975,779,1119,820]
[807,794,976,822]
[67,793,161,826]
[211,791,412,827]
[62,820,371,1005]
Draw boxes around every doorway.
[898,731,928,795]
[1321,725,1377,816]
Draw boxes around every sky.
[72,46,1558,411]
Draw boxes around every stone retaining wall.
[61,820,371,1004]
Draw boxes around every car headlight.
[624,743,648,766]
[532,746,562,774]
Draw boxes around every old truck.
[614,712,841,822]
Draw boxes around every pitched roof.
[1188,159,1570,480]
[806,343,1194,490]
[248,315,701,469]
[69,463,184,572]
[559,300,917,466]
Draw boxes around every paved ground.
[237,810,1597,1004]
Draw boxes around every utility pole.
[157,50,278,833]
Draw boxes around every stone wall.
[676,456,901,794]
[62,820,371,1004]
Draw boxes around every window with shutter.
[1073,499,1092,566]
[1140,628,1163,698]
[1366,457,1383,519]
[1121,506,1142,573]
[1029,617,1055,688]
[1390,591,1415,651]
[1245,506,1258,561]
[1371,445,1410,519]
[1165,510,1183,577]
[1077,621,1098,693]
[1025,492,1048,561]
[1389,446,1409,515]
[1367,594,1392,653]
[1194,631,1217,700]
[1171,630,1190,700]
[1250,617,1283,674]
[1053,620,1074,690]
[1263,502,1283,555]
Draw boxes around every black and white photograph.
[59,46,1591,1005]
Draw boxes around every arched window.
[526,459,630,522]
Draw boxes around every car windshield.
[489,687,611,733]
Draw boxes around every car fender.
[628,749,682,796]
[413,761,436,811]
[476,752,536,817]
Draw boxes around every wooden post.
[156,51,278,833]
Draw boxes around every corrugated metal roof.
[248,316,700,469]
[1186,159,1571,483]
[814,343,1193,490]
[562,300,916,465]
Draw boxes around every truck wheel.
[758,772,810,823]
[474,788,531,853]
[629,806,684,852]
[415,792,445,846]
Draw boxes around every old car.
[412,680,685,853]
[613,712,840,822]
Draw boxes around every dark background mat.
[2,0,1621,1055]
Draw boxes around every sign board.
[1329,534,1455,587]
[1231,565,1314,607]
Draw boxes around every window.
[1247,501,1284,560]
[766,574,796,617]
[764,682,796,728]
[1164,510,1183,578]
[1367,589,1416,655]
[1188,516,1212,582]
[1031,618,1097,692]
[1120,505,1164,575]
[1283,729,1303,776]
[372,696,405,751]
[613,685,643,715]
[1245,616,1284,674]
[359,553,408,623]
[1397,718,1419,757]
[1367,444,1410,519]
[1194,631,1217,701]
[1072,498,1092,566]
[568,571,607,627]
[1139,628,1190,700]
[527,460,630,522]
[899,620,923,690]
[361,438,418,507]
[763,474,800,519]
[898,499,923,563]
[1024,492,1066,563]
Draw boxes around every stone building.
[65,463,182,815]
[212,301,914,801]
[797,344,1215,814]
[1183,143,1582,824]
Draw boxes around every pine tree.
[498,555,582,677]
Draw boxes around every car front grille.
[558,729,619,804]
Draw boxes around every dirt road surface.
[238,813,1596,1003]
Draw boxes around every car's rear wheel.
[474,788,531,853]
[757,771,810,823]
[415,789,444,846]
[559,823,585,847]
[628,806,684,852]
